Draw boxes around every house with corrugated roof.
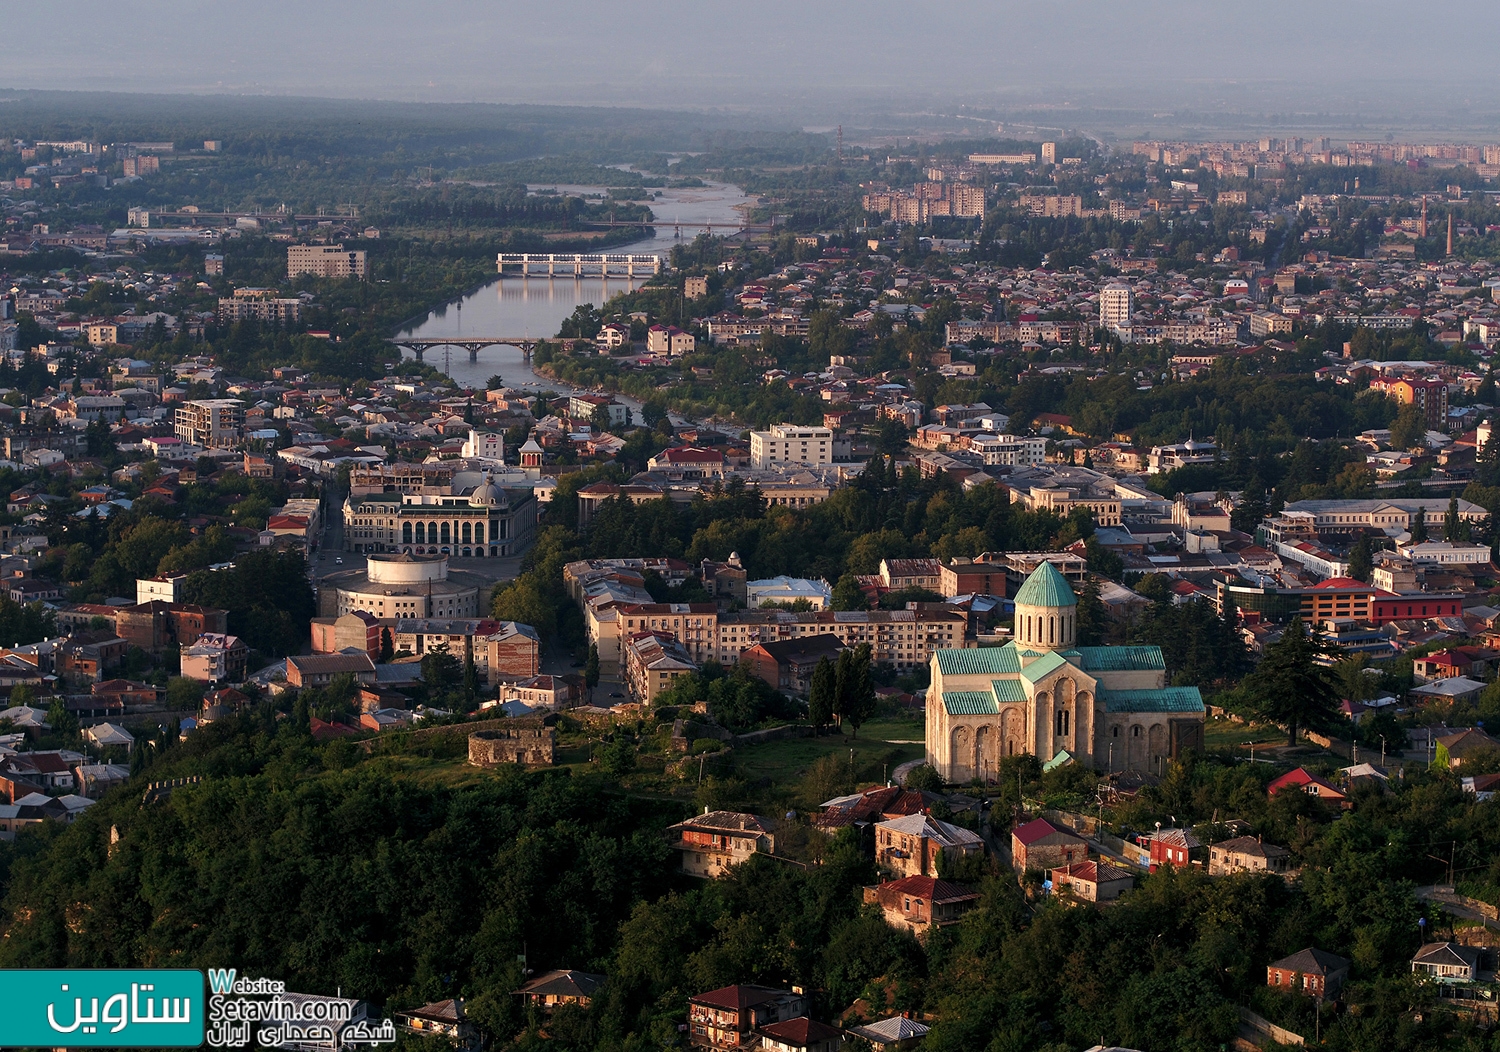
[874,813,984,878]
[926,562,1206,779]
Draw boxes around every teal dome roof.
[1014,562,1077,608]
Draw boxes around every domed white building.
[925,562,1204,780]
[343,472,537,558]
[319,553,484,619]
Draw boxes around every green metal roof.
[1014,561,1077,608]
[1075,646,1166,672]
[934,646,1020,676]
[1101,687,1206,713]
[943,691,1000,715]
[1020,649,1070,683]
[991,678,1028,703]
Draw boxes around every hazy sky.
[9,1,1500,130]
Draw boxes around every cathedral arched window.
[403,522,412,543]
[1048,616,1055,644]
[1112,726,1120,737]
[1056,709,1069,737]
[1132,725,1141,737]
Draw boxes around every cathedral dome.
[1014,562,1077,609]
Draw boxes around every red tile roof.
[756,1018,844,1044]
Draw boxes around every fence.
[1238,1006,1304,1047]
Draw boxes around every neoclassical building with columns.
[926,562,1204,780]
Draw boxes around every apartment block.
[749,424,833,469]
[288,243,367,280]
[1099,284,1135,329]
[217,287,303,324]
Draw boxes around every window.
[1132,726,1141,737]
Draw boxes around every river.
[398,178,750,394]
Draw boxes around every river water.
[399,179,750,393]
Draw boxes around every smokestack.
[1420,199,1428,239]
[1448,213,1454,257]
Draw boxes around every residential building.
[285,652,377,689]
[1100,284,1135,329]
[669,810,777,878]
[1269,948,1351,1000]
[1267,767,1348,806]
[970,433,1046,467]
[623,630,697,703]
[174,399,244,448]
[846,1016,931,1052]
[746,576,832,610]
[749,424,833,469]
[1435,727,1500,768]
[1376,376,1449,429]
[1411,942,1481,982]
[1051,859,1135,902]
[874,813,985,878]
[179,633,248,683]
[288,243,366,279]
[137,574,187,606]
[647,324,696,356]
[513,971,606,1011]
[927,563,1206,779]
[741,634,846,696]
[687,986,808,1050]
[497,674,584,711]
[757,1018,845,1052]
[1145,828,1202,869]
[711,607,967,671]
[1208,836,1292,876]
[461,430,504,461]
[1249,310,1294,337]
[115,602,228,654]
[389,618,540,684]
[309,611,382,660]
[1010,817,1088,873]
[879,558,942,591]
[217,287,303,323]
[393,999,480,1048]
[863,875,979,934]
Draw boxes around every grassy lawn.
[1203,715,1284,750]
[734,730,922,787]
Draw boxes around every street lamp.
[1379,734,1387,767]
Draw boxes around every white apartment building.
[1099,284,1135,329]
[288,244,367,280]
[749,424,833,469]
[462,430,504,461]
[970,434,1046,468]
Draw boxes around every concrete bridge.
[389,336,542,363]
[496,252,663,277]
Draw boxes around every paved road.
[1416,886,1500,931]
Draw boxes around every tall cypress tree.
[808,656,836,733]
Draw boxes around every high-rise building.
[1041,142,1057,164]
[1099,284,1135,329]
[288,244,367,280]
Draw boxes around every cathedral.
[926,562,1205,780]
